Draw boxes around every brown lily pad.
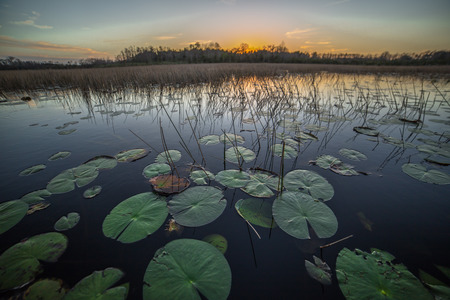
[149,174,190,195]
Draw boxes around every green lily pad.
[19,164,46,176]
[408,127,434,136]
[149,174,190,195]
[402,163,450,185]
[330,163,359,176]
[272,144,297,159]
[155,150,181,163]
[315,155,342,169]
[190,170,215,185]
[198,135,220,145]
[235,198,275,228]
[24,279,66,300]
[168,186,226,227]
[58,129,77,135]
[339,148,367,161]
[353,126,379,137]
[47,165,99,194]
[272,191,338,239]
[54,212,80,231]
[143,239,231,300]
[20,189,52,205]
[219,133,245,144]
[417,144,450,158]
[241,172,280,198]
[143,163,171,179]
[0,200,28,235]
[305,256,332,285]
[103,192,168,243]
[64,268,128,300]
[215,169,250,188]
[115,148,148,162]
[225,146,256,164]
[202,234,228,254]
[296,131,318,141]
[284,169,334,201]
[48,151,71,161]
[425,155,450,166]
[336,248,433,300]
[83,185,102,199]
[0,232,68,290]
[84,155,118,170]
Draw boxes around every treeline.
[1,42,449,70]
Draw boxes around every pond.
[1,72,449,299]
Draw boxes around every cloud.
[305,41,332,45]
[0,35,111,57]
[10,11,53,29]
[326,0,351,6]
[285,28,315,39]
[154,34,182,41]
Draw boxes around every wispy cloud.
[10,11,53,29]
[305,41,331,45]
[285,28,315,40]
[0,35,110,57]
[154,33,182,41]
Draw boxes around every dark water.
[1,73,449,299]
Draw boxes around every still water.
[1,73,449,299]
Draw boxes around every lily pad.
[219,133,245,144]
[0,232,68,290]
[402,163,450,185]
[198,135,220,145]
[190,170,215,185]
[149,174,190,195]
[241,172,280,198]
[235,198,274,228]
[142,163,171,179]
[296,131,319,141]
[215,170,250,188]
[315,155,342,169]
[417,144,450,158]
[0,200,28,235]
[46,165,99,194]
[24,278,66,300]
[19,164,46,176]
[143,239,231,300]
[336,248,433,300]
[83,185,102,199]
[305,256,332,285]
[48,151,71,161]
[64,268,128,300]
[155,150,181,163]
[20,189,52,205]
[225,146,256,164]
[202,234,228,254]
[115,148,148,162]
[339,148,367,161]
[84,155,118,170]
[272,144,298,159]
[54,212,80,231]
[353,126,379,137]
[27,202,50,215]
[330,163,359,176]
[168,186,226,227]
[272,191,338,239]
[103,192,168,243]
[58,129,77,135]
[284,169,334,201]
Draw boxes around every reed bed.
[1,63,449,96]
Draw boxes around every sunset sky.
[0,0,449,61]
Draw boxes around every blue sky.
[0,0,449,61]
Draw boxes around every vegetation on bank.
[1,42,449,70]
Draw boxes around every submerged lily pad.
[0,200,28,235]
[305,256,332,285]
[190,170,215,185]
[168,186,226,227]
[103,192,168,243]
[155,150,181,163]
[149,174,190,195]
[272,144,297,159]
[235,198,274,228]
[199,135,220,145]
[48,151,71,161]
[24,278,66,300]
[339,148,367,161]
[215,170,250,188]
[284,169,334,201]
[353,126,379,137]
[83,185,102,199]
[64,268,127,300]
[219,133,245,144]
[0,232,68,290]
[336,248,433,300]
[54,212,80,231]
[225,146,256,164]
[272,191,338,239]
[142,163,171,179]
[115,148,148,162]
[202,234,228,254]
[143,239,231,300]
[84,155,118,170]
[402,163,450,185]
[19,164,46,176]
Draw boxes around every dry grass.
[0,63,449,95]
